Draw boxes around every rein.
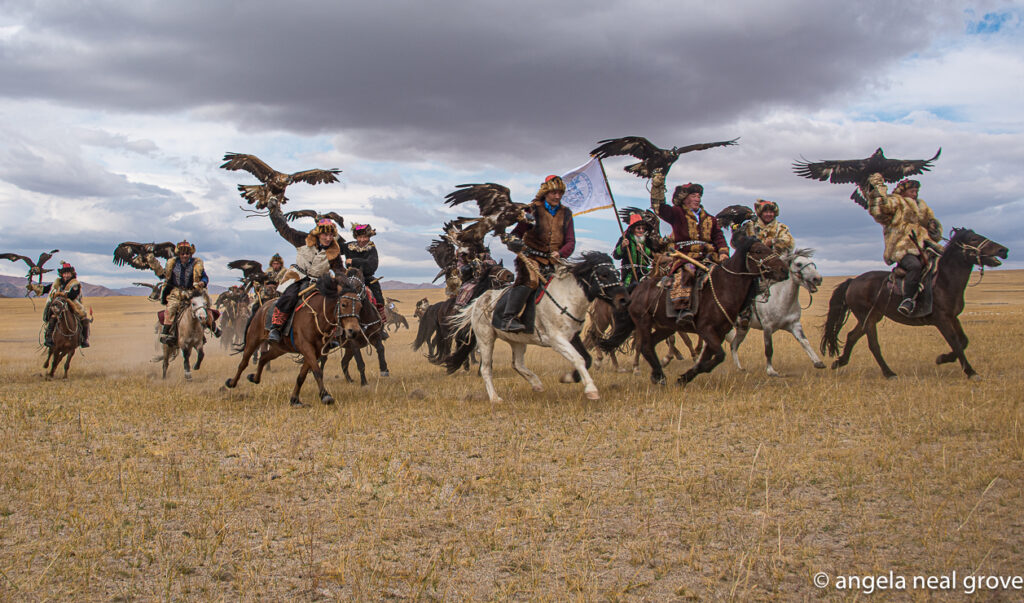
[956,237,994,287]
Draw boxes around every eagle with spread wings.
[283,209,346,230]
[715,205,757,231]
[427,236,458,283]
[792,147,941,185]
[132,281,163,301]
[227,259,270,289]
[220,153,341,210]
[590,136,739,179]
[443,183,534,249]
[113,241,176,272]
[0,249,60,283]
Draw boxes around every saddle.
[886,256,937,318]
[659,271,710,317]
[491,287,539,334]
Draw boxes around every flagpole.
[595,157,639,285]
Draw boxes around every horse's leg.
[762,328,781,377]
[47,350,62,378]
[340,348,354,382]
[62,348,74,379]
[636,325,667,385]
[936,318,969,366]
[227,338,260,388]
[864,317,897,379]
[250,346,286,384]
[354,348,368,387]
[193,345,205,371]
[476,327,501,403]
[43,349,52,370]
[730,326,749,371]
[550,336,599,400]
[182,347,193,382]
[679,331,727,385]
[832,314,868,370]
[289,363,311,407]
[790,322,826,369]
[297,341,333,405]
[935,318,978,379]
[162,346,170,379]
[373,338,390,376]
[511,342,546,391]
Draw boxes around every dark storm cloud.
[0,1,962,165]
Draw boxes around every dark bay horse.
[329,270,391,385]
[601,236,789,385]
[225,275,362,406]
[821,228,1007,379]
[43,296,87,379]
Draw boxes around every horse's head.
[488,262,514,288]
[571,251,628,311]
[189,289,209,323]
[784,248,822,293]
[737,236,789,282]
[414,297,430,319]
[335,275,366,341]
[949,228,1009,268]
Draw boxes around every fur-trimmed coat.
[743,218,794,255]
[511,199,576,261]
[159,257,208,290]
[860,172,942,265]
[43,277,86,318]
[650,172,728,261]
[269,209,345,279]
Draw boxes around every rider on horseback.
[265,253,286,288]
[157,241,219,344]
[859,174,943,316]
[650,171,729,330]
[343,224,386,313]
[743,200,794,255]
[267,213,346,343]
[455,249,498,307]
[500,175,576,333]
[42,261,90,348]
[613,213,664,291]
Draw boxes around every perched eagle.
[220,153,341,210]
[792,147,941,185]
[227,259,270,288]
[0,249,60,282]
[590,136,739,179]
[715,205,757,231]
[112,241,175,272]
[444,183,533,247]
[616,206,660,234]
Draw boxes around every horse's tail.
[412,304,439,351]
[598,306,635,352]
[821,278,852,357]
[443,301,477,374]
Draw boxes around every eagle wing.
[675,137,740,154]
[113,242,149,267]
[321,212,345,229]
[220,153,278,183]
[132,282,160,292]
[36,249,59,268]
[793,148,941,184]
[444,183,514,216]
[427,238,457,271]
[0,253,33,268]
[878,148,942,182]
[284,209,319,222]
[227,259,265,281]
[288,168,341,186]
[850,188,869,209]
[590,136,660,161]
[152,242,176,259]
[715,205,756,231]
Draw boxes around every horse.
[601,235,789,385]
[445,251,628,402]
[225,275,362,406]
[161,290,210,381]
[42,296,88,379]
[821,228,1007,380]
[583,298,698,373]
[726,248,825,376]
[384,303,409,332]
[330,269,391,385]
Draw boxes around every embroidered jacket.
[743,219,794,255]
[860,173,942,265]
[650,174,728,261]
[613,234,657,285]
[511,200,576,260]
[160,257,209,290]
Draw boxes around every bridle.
[717,250,782,280]
[953,235,998,286]
[578,261,624,303]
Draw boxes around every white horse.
[162,291,210,381]
[727,248,825,377]
[444,252,628,402]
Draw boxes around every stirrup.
[267,327,283,342]
[675,311,695,329]
[898,298,915,316]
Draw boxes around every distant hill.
[0,273,438,297]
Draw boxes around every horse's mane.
[569,251,613,278]
[948,227,975,246]
[782,248,815,262]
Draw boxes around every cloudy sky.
[0,0,1021,288]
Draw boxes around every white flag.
[560,157,614,216]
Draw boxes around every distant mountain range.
[0,274,439,298]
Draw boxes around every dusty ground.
[0,273,1022,600]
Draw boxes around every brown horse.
[225,275,362,406]
[601,235,788,385]
[583,297,698,373]
[43,296,87,379]
[821,228,1007,379]
[332,272,391,386]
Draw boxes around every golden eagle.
[220,153,341,210]
[443,183,533,248]
[590,136,739,179]
[616,206,660,234]
[792,147,941,185]
[113,241,176,272]
[0,249,60,282]
[283,208,346,230]
[227,259,271,288]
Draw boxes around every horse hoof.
[814,361,826,369]
[184,374,192,381]
[884,373,898,380]
[767,371,782,378]
[651,375,666,386]
[379,371,390,377]
[533,384,546,392]
[585,391,600,401]
[321,394,335,405]
[224,378,236,389]
[968,374,982,382]
[247,373,258,384]
[830,361,841,370]
[290,398,305,407]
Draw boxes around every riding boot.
[159,323,174,344]
[675,281,700,330]
[43,321,54,348]
[500,286,531,333]
[80,320,90,348]
[268,308,288,343]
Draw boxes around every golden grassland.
[0,272,1022,600]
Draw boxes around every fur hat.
[894,179,921,195]
[671,182,703,205]
[534,175,566,201]
[176,240,196,255]
[351,223,376,237]
[311,218,338,237]
[269,253,283,265]
[58,261,76,276]
[754,199,779,218]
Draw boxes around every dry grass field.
[1,272,1022,600]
